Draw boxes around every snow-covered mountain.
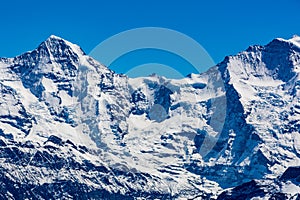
[0,35,299,199]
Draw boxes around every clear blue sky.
[0,0,299,76]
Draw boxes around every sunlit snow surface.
[0,35,299,199]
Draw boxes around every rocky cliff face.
[0,35,299,199]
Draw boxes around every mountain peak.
[272,35,300,49]
[48,34,64,40]
[289,34,300,47]
[40,35,86,57]
[291,34,300,40]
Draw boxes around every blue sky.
[0,0,299,77]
